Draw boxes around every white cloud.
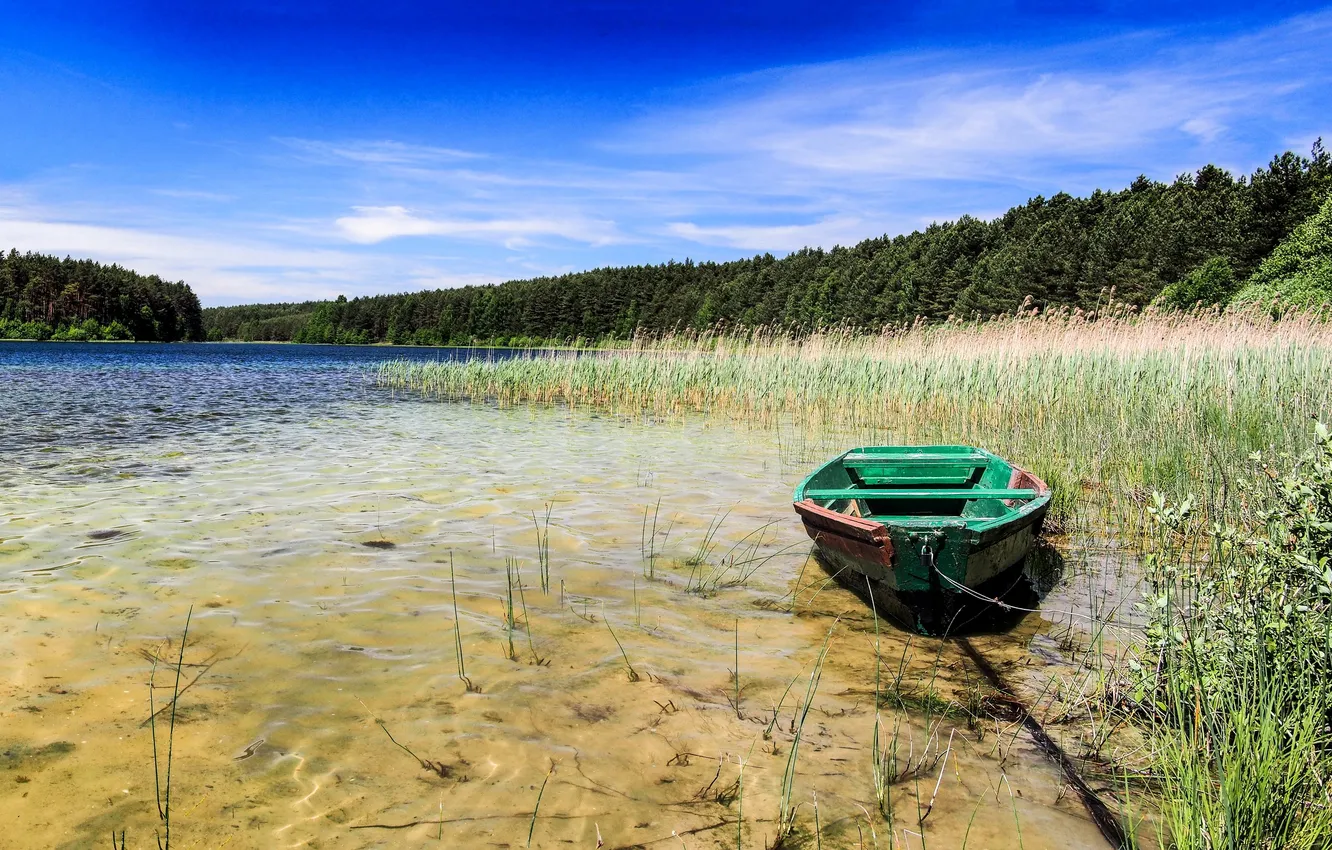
[0,211,409,303]
[614,12,1331,188]
[279,138,484,165]
[666,217,872,252]
[333,205,622,247]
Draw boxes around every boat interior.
[799,446,1042,531]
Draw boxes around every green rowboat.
[792,445,1051,632]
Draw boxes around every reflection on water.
[0,343,1127,849]
[824,542,1068,637]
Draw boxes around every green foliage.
[1154,257,1238,309]
[0,250,203,341]
[204,144,1332,344]
[1233,194,1332,310]
[1133,423,1332,848]
[1136,424,1332,712]
[0,315,136,341]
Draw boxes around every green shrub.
[104,320,132,340]
[1233,196,1332,309]
[1154,257,1238,309]
[1134,423,1332,847]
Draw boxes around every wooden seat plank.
[843,451,989,467]
[805,487,1037,501]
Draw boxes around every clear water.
[0,342,1123,849]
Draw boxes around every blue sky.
[1,1,1329,305]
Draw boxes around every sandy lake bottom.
[1,345,1131,850]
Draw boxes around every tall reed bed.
[378,307,1332,523]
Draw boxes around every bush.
[1154,257,1238,309]
[104,320,132,340]
[1134,423,1332,847]
[1233,196,1332,309]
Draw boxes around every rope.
[932,562,1133,635]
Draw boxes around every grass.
[1120,425,1332,849]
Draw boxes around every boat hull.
[791,448,1051,633]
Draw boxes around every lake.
[1,342,1122,849]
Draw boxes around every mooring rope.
[931,561,1136,638]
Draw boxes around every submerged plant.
[504,557,520,662]
[449,553,478,692]
[603,613,641,682]
[527,762,556,848]
[147,605,192,850]
[775,621,837,846]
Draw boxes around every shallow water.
[1,342,1130,849]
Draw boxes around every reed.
[731,618,741,719]
[379,305,1332,527]
[775,621,836,847]
[448,553,478,692]
[514,563,548,666]
[148,605,192,850]
[687,509,730,568]
[640,499,660,579]
[504,557,520,662]
[603,614,641,682]
[531,504,553,594]
[867,577,894,826]
[527,762,555,848]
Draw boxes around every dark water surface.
[0,342,513,483]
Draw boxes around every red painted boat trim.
[1005,465,1050,506]
[792,499,894,568]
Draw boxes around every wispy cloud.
[279,138,485,165]
[0,210,383,302]
[620,13,1331,181]
[333,205,622,247]
[666,216,873,252]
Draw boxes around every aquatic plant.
[775,621,836,847]
[448,553,478,692]
[379,305,1332,528]
[526,762,555,848]
[603,614,640,682]
[640,499,673,580]
[514,562,548,666]
[148,606,192,850]
[357,698,453,779]
[686,508,730,568]
[531,504,553,594]
[504,557,520,662]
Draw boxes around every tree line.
[202,142,1332,346]
[0,250,204,342]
